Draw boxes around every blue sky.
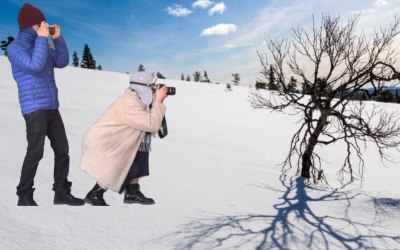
[1,0,399,84]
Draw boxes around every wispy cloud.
[0,23,16,37]
[166,4,192,17]
[375,0,389,6]
[350,9,375,15]
[208,2,227,15]
[192,0,214,9]
[222,4,302,49]
[202,23,237,36]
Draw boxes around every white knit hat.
[129,72,157,106]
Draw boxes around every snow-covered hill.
[0,56,399,249]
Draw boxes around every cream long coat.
[80,89,166,192]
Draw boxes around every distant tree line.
[134,64,166,79]
[255,65,297,93]
[2,37,104,72]
[72,44,102,70]
[180,71,211,82]
[342,87,400,103]
[178,71,241,87]
[254,65,400,104]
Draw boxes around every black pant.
[17,109,70,196]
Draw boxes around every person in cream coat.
[80,72,167,206]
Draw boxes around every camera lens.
[166,87,176,95]
[49,26,55,35]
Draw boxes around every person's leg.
[47,110,84,205]
[119,152,147,193]
[130,178,139,184]
[46,109,70,191]
[84,182,109,206]
[17,111,48,206]
[124,152,154,205]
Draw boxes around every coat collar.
[17,27,38,43]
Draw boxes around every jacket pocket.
[32,83,52,99]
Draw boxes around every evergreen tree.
[203,71,210,83]
[97,65,103,70]
[287,76,297,93]
[231,73,240,86]
[396,89,400,103]
[267,66,278,90]
[186,75,191,81]
[181,73,185,81]
[255,80,267,89]
[88,53,96,69]
[0,36,15,56]
[193,71,202,82]
[72,51,79,67]
[81,44,96,69]
[376,90,396,103]
[156,72,166,79]
[138,64,145,72]
[226,83,232,91]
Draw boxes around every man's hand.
[155,85,168,103]
[36,21,49,37]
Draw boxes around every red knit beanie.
[17,3,46,30]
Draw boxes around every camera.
[158,84,176,96]
[49,26,55,35]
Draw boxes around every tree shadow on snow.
[169,175,400,250]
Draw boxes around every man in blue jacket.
[7,3,84,206]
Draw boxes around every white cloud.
[202,23,237,36]
[225,42,254,49]
[208,2,227,15]
[375,0,389,6]
[192,0,214,9]
[166,4,192,17]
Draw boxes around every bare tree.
[249,14,400,183]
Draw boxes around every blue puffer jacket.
[7,27,69,115]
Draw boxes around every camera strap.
[158,116,168,139]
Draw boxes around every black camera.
[158,84,176,96]
[49,26,55,35]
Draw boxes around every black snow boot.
[54,186,85,206]
[17,188,38,206]
[84,183,109,206]
[124,184,155,205]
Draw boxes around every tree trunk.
[301,112,328,178]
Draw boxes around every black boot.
[124,184,155,205]
[17,188,38,206]
[54,188,85,206]
[84,183,109,206]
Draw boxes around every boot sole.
[84,197,109,206]
[84,197,94,205]
[54,201,85,206]
[123,200,155,205]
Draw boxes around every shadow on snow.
[167,175,400,250]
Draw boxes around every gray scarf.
[129,84,153,152]
[138,105,152,152]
